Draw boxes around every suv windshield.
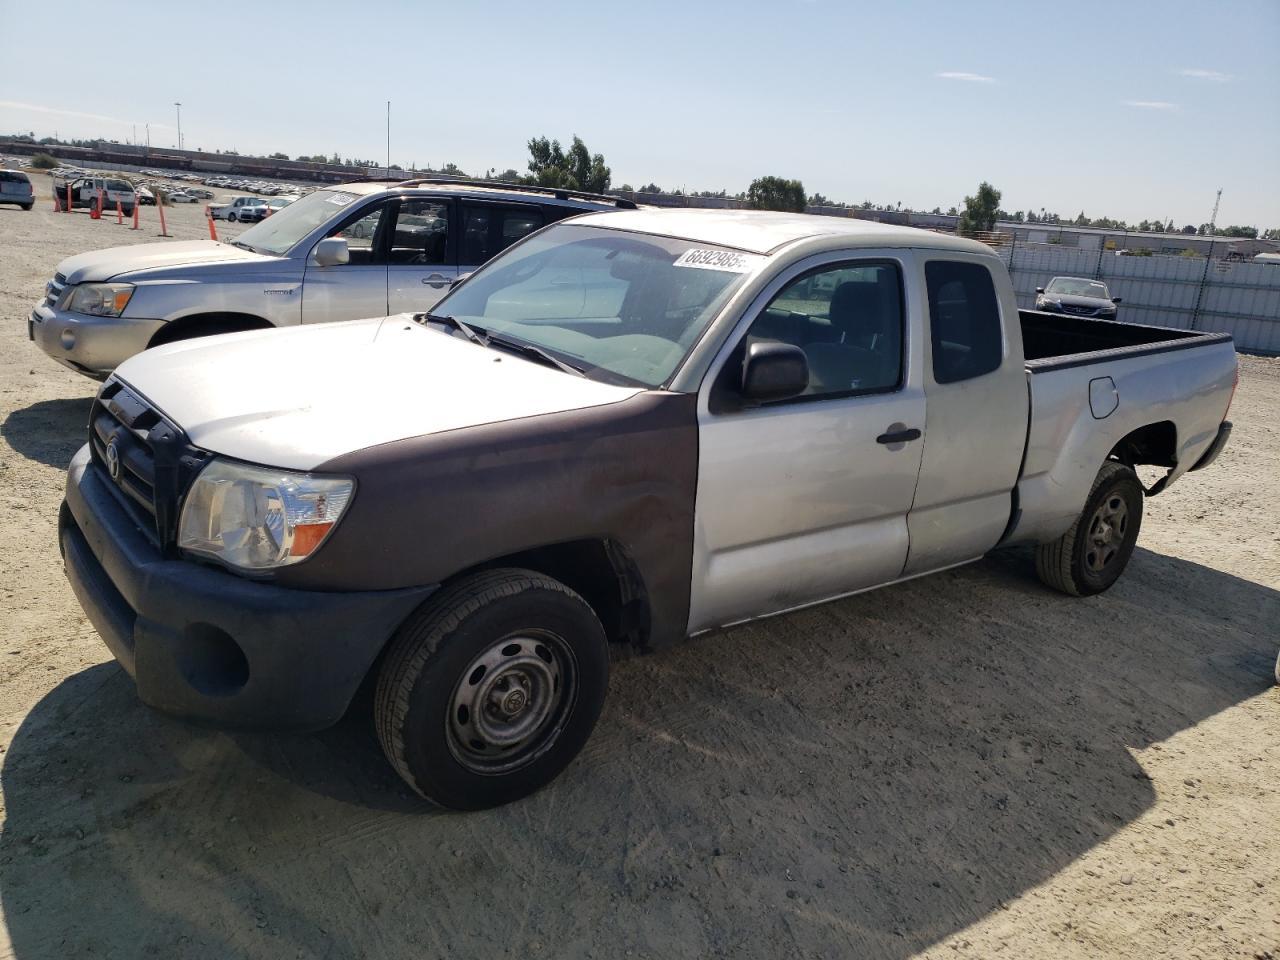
[433,224,757,387]
[236,189,361,255]
[1047,277,1109,299]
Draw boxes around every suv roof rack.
[383,177,637,210]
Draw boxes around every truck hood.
[112,315,644,470]
[56,240,267,284]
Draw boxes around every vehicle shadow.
[1,396,93,469]
[1,546,1274,959]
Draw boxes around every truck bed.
[1020,310,1232,370]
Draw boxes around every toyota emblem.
[104,437,121,481]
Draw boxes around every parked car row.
[31,179,1237,811]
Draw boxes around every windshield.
[1047,277,1109,299]
[236,189,361,256]
[433,224,756,387]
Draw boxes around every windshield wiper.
[417,312,488,346]
[486,334,587,377]
[230,240,256,253]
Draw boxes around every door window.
[730,262,904,401]
[333,204,388,265]
[460,204,544,264]
[924,261,1003,383]
[389,200,449,265]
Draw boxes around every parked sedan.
[166,191,200,204]
[1035,276,1122,318]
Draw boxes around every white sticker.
[673,248,761,273]
[326,193,355,205]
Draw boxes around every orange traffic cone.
[116,199,123,224]
[206,206,218,241]
[131,201,140,230]
[65,183,72,213]
[157,199,170,237]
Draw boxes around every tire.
[121,205,134,217]
[228,212,237,222]
[1035,461,1144,596]
[21,203,33,211]
[375,568,609,810]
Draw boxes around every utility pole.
[174,102,183,151]
[386,101,391,178]
[1209,188,1222,235]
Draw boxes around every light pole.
[173,102,183,151]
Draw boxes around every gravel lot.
[1,172,1277,960]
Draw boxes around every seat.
[802,279,901,393]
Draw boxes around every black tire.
[375,569,609,810]
[121,205,134,217]
[228,212,238,222]
[21,203,33,211]
[1036,461,1144,596]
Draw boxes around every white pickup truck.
[59,210,1237,809]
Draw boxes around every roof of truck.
[570,207,995,256]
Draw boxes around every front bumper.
[60,444,436,730]
[29,301,165,379]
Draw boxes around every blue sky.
[2,0,1277,227]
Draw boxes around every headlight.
[60,283,135,317]
[178,459,354,571]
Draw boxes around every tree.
[269,152,289,160]
[1220,225,1258,238]
[525,135,611,193]
[439,162,467,178]
[957,182,1001,234]
[30,152,58,169]
[746,176,806,212]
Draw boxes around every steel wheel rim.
[446,630,576,775]
[1085,493,1130,574]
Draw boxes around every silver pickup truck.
[29,179,634,379]
[59,209,1236,809]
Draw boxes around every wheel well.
[472,539,651,650]
[1108,421,1177,469]
[148,313,272,348]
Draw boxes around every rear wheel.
[228,212,238,222]
[1036,461,1143,596]
[375,569,609,810]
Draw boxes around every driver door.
[300,201,390,325]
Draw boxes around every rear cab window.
[924,260,1004,383]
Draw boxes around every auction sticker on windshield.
[673,249,762,273]
[326,193,356,205]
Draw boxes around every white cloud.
[0,100,172,130]
[1179,68,1231,82]
[1123,100,1179,111]
[936,71,996,84]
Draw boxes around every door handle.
[876,427,922,445]
[421,274,450,288]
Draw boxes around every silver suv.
[29,179,635,378]
[0,170,34,210]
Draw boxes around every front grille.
[45,272,67,306]
[88,379,209,552]
[1062,304,1098,316]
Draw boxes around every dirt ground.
[1,171,1277,960]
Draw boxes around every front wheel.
[375,569,609,810]
[227,212,237,222]
[1036,461,1144,596]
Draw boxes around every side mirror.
[741,341,809,403]
[313,237,349,267]
[1111,297,1123,304]
[1035,286,1045,294]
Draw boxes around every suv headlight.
[178,459,354,571]
[60,283,135,317]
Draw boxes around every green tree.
[525,135,611,193]
[746,176,806,212]
[268,152,289,160]
[957,182,1001,233]
[29,152,58,169]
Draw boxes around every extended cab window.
[925,260,1003,384]
[738,262,904,399]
